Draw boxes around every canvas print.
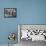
[18,25,46,41]
[4,8,17,18]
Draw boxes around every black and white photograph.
[4,8,17,18]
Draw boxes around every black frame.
[4,8,17,18]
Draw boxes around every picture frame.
[18,24,46,41]
[4,8,17,18]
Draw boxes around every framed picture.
[18,24,46,41]
[4,8,17,18]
